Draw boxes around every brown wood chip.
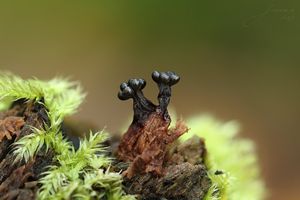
[0,117,25,142]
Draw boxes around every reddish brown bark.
[118,112,188,178]
[0,116,25,142]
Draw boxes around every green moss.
[180,115,266,200]
[0,72,134,200]
[37,131,135,200]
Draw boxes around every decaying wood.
[0,99,54,200]
[0,162,36,200]
[0,116,25,142]
[119,138,211,200]
[167,136,207,166]
[124,163,210,200]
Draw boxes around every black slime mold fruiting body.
[117,71,187,178]
[118,71,180,124]
[118,78,156,125]
[152,71,180,120]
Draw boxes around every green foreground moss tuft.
[0,72,135,200]
[180,115,266,200]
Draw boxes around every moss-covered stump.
[0,71,266,200]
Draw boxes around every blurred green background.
[0,1,299,199]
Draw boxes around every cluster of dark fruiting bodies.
[116,71,211,200]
